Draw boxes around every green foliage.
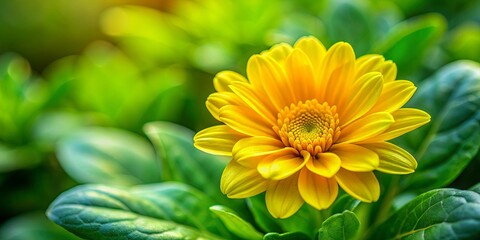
[372,188,480,239]
[264,232,311,240]
[0,213,81,240]
[317,211,360,240]
[56,127,160,185]
[373,13,446,78]
[1,1,480,240]
[47,183,229,240]
[0,54,47,171]
[144,122,245,211]
[210,205,263,240]
[397,61,480,192]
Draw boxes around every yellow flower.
[194,36,430,218]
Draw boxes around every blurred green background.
[0,0,479,238]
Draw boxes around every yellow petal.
[232,136,285,168]
[213,70,248,92]
[363,108,431,143]
[319,42,356,106]
[306,152,341,178]
[355,54,397,83]
[338,112,394,143]
[331,144,379,172]
[361,142,417,174]
[258,148,305,180]
[368,80,416,113]
[247,55,292,111]
[221,160,268,198]
[261,43,293,65]
[294,36,327,72]
[194,125,246,156]
[298,168,338,210]
[285,49,316,102]
[266,173,304,218]
[339,72,383,125]
[229,81,276,125]
[206,92,243,121]
[335,168,380,202]
[219,105,276,137]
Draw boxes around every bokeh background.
[0,0,479,238]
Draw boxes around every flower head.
[194,36,430,218]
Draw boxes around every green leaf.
[276,204,317,237]
[56,127,160,185]
[0,212,81,240]
[329,194,360,215]
[397,61,480,192]
[470,183,480,195]
[326,1,373,55]
[0,145,41,172]
[32,111,91,148]
[210,205,263,240]
[247,195,283,233]
[144,121,245,211]
[47,183,228,240]
[372,188,480,239]
[263,232,311,240]
[0,53,49,145]
[317,211,360,240]
[373,13,446,77]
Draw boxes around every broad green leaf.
[263,232,311,240]
[372,188,480,239]
[317,211,360,240]
[373,13,446,77]
[47,183,229,239]
[144,121,246,213]
[0,212,81,240]
[397,61,480,192]
[56,127,160,185]
[210,205,263,240]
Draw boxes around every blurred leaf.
[247,195,283,233]
[0,212,81,240]
[372,188,480,239]
[397,61,480,192]
[32,111,91,148]
[326,1,373,55]
[470,183,480,195]
[374,13,446,77]
[328,194,360,215]
[246,194,316,237]
[317,211,360,240]
[57,127,160,185]
[0,53,48,144]
[276,204,317,237]
[263,232,311,240]
[446,23,480,62]
[47,183,228,240]
[144,121,246,211]
[210,205,263,240]
[0,145,41,172]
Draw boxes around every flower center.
[274,99,340,156]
